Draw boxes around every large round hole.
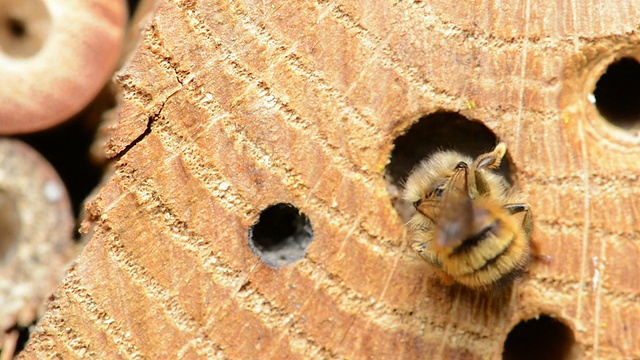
[0,0,51,58]
[386,112,513,222]
[0,190,20,262]
[592,57,640,131]
[503,315,578,360]
[248,203,313,267]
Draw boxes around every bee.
[403,143,533,289]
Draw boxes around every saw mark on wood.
[318,0,462,106]
[436,289,463,359]
[172,0,384,178]
[115,99,564,358]
[116,165,338,357]
[152,116,257,217]
[106,231,200,333]
[398,0,566,109]
[593,237,607,358]
[231,277,331,359]
[537,218,640,242]
[176,337,226,359]
[43,309,95,359]
[228,1,384,143]
[62,265,143,359]
[155,77,402,256]
[514,0,531,159]
[575,80,592,336]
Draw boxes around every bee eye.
[455,161,468,169]
[429,179,447,198]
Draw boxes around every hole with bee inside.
[502,315,580,360]
[591,57,640,132]
[248,203,313,267]
[386,111,516,222]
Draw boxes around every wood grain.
[21,0,640,358]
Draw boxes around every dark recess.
[248,203,314,267]
[386,112,513,222]
[503,315,577,360]
[593,57,640,130]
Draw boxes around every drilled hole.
[503,315,579,360]
[127,0,142,16]
[0,0,51,58]
[592,57,640,131]
[386,112,513,222]
[0,190,20,262]
[7,18,25,37]
[248,203,313,267]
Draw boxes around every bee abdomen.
[443,220,525,280]
[458,244,530,289]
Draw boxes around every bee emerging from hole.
[403,143,534,290]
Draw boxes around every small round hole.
[248,203,313,267]
[592,57,640,131]
[0,190,21,262]
[0,0,51,58]
[386,112,513,222]
[503,315,578,360]
[7,18,25,37]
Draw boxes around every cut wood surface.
[21,0,640,359]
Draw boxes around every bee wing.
[435,164,476,248]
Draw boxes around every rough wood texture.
[21,0,640,359]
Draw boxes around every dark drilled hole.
[0,0,51,58]
[503,315,578,360]
[0,190,20,262]
[248,203,313,267]
[386,112,513,222]
[593,57,640,131]
[7,17,25,37]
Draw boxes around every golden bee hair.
[403,143,533,290]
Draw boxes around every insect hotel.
[8,0,640,359]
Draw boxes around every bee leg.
[412,241,441,267]
[503,203,533,239]
[503,203,528,214]
[469,143,507,197]
[531,240,552,263]
[474,143,507,170]
[504,203,550,263]
[435,269,456,286]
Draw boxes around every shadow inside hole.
[127,0,141,17]
[386,112,513,222]
[248,203,313,267]
[593,57,640,131]
[3,322,33,358]
[503,315,579,360]
[7,17,25,37]
[0,0,52,58]
[0,190,20,262]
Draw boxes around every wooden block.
[21,0,640,358]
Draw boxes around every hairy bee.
[403,143,533,289]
